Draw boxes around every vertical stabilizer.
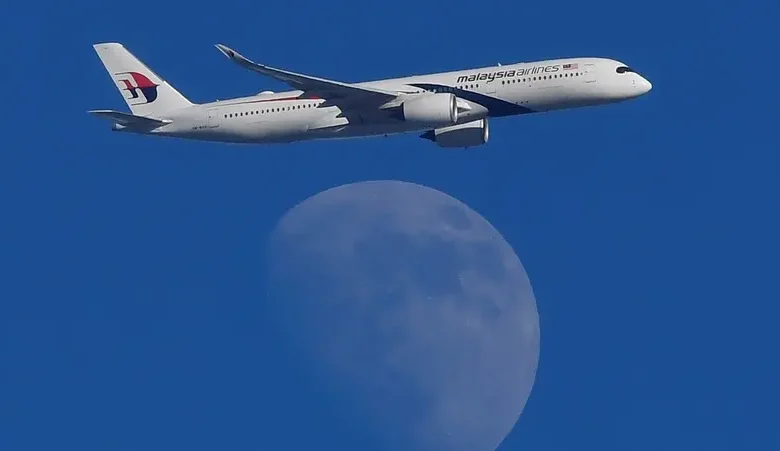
[93,42,194,117]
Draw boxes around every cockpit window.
[616,66,635,74]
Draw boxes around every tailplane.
[92,42,194,117]
[88,109,171,130]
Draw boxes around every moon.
[264,180,540,451]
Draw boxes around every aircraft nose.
[638,76,652,94]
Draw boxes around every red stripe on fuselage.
[240,94,322,104]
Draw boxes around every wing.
[214,44,399,108]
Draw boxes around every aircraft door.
[485,79,497,95]
[583,63,596,83]
[208,108,220,128]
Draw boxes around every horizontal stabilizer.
[88,109,171,128]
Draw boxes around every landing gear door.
[583,63,596,83]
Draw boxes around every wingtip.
[215,43,235,58]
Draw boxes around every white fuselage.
[116,56,652,145]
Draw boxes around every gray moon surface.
[264,180,540,451]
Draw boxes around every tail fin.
[92,42,194,117]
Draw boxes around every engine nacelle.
[398,93,458,127]
[421,118,489,148]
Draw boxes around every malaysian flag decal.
[563,63,579,70]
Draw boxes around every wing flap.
[308,115,350,131]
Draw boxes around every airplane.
[89,42,652,148]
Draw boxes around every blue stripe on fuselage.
[408,83,535,117]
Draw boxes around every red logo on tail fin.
[116,71,158,104]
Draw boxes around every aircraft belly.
[232,117,309,142]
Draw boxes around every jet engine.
[421,118,489,148]
[396,93,458,127]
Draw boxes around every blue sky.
[2,1,778,450]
